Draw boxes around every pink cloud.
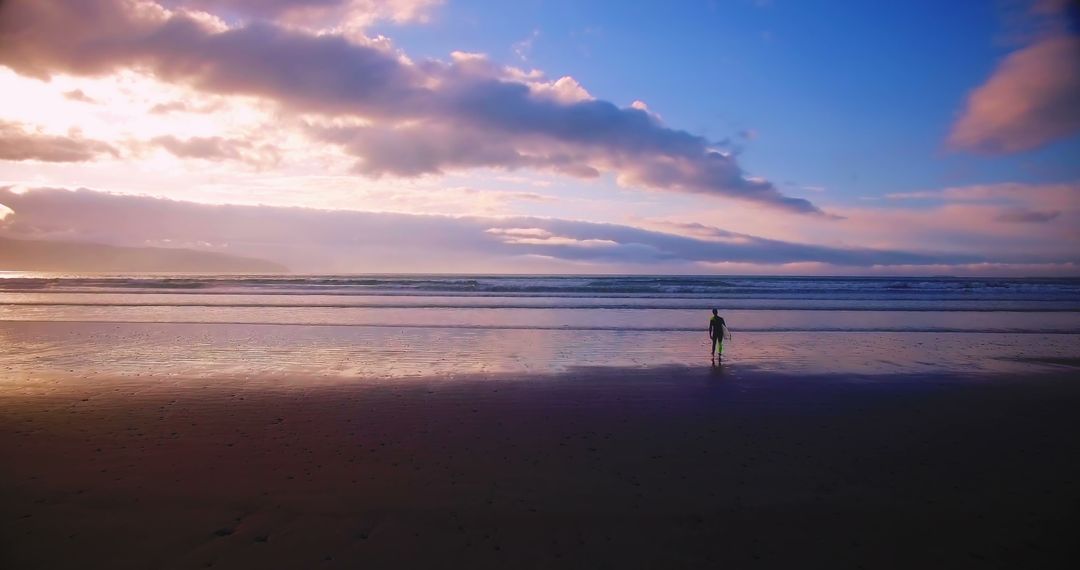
[148,99,225,114]
[0,120,118,162]
[151,135,280,166]
[63,89,97,103]
[821,183,1080,258]
[656,181,1080,265]
[949,34,1080,154]
[885,182,1078,210]
[166,0,442,30]
[0,186,986,272]
[0,0,821,214]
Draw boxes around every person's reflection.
[709,357,725,378]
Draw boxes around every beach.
[2,275,1079,568]
[3,361,1079,568]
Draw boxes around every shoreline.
[3,365,1078,568]
[3,321,1078,382]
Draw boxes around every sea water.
[1,274,1078,379]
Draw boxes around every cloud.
[513,29,540,62]
[0,235,286,272]
[151,135,280,165]
[0,120,118,162]
[149,99,225,114]
[994,208,1061,223]
[0,0,821,214]
[649,180,1080,271]
[949,18,1080,153]
[816,182,1080,259]
[163,0,442,32]
[528,76,593,104]
[310,122,601,178]
[0,187,986,273]
[63,89,97,103]
[885,181,1078,209]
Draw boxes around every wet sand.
[2,364,1079,569]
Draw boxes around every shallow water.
[0,321,1075,385]
[1,274,1077,380]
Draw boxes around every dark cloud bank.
[0,236,286,272]
[0,0,820,214]
[0,187,993,272]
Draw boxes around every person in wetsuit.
[708,308,726,360]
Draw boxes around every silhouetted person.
[708,308,728,361]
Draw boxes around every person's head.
[712,308,718,316]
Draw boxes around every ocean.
[2,274,1078,379]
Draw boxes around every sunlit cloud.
[948,2,1080,154]
[150,135,282,167]
[164,0,443,35]
[0,120,119,163]
[63,89,97,104]
[0,0,821,213]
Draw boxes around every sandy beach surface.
[2,274,1079,568]
[3,358,1079,568]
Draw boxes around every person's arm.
[708,320,716,339]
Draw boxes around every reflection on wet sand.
[0,321,1076,386]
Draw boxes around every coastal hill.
[0,236,287,273]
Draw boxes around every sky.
[0,0,1078,275]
